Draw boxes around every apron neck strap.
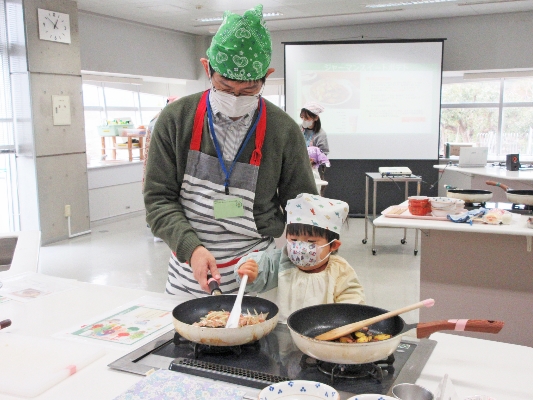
[190,90,209,151]
[250,98,266,166]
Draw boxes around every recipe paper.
[0,272,76,302]
[55,295,177,349]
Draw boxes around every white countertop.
[374,210,533,237]
[1,247,532,399]
[434,164,533,181]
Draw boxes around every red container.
[408,197,431,216]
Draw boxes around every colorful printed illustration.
[11,288,49,299]
[71,306,171,345]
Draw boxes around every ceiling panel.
[76,0,533,35]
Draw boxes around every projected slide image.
[300,71,360,109]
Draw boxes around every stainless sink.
[0,236,18,272]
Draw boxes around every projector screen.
[284,40,444,160]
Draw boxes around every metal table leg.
[372,181,377,255]
[414,180,421,255]
[401,181,408,244]
[363,175,369,244]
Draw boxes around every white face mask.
[210,84,262,118]
[302,119,314,129]
[286,239,336,269]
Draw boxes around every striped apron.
[166,90,274,297]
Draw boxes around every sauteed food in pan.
[338,327,392,343]
[193,310,269,328]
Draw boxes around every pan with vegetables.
[287,303,503,364]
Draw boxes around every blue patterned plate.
[258,380,340,399]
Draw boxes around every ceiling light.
[367,0,456,8]
[196,12,282,22]
[457,0,525,5]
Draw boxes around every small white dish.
[258,380,340,400]
[431,209,451,217]
[346,395,396,400]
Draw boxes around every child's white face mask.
[286,239,336,268]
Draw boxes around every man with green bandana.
[144,4,318,298]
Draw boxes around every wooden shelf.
[101,135,145,162]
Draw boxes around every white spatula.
[225,275,248,328]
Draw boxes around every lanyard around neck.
[206,90,263,195]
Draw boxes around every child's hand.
[237,260,258,283]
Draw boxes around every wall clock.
[37,8,71,44]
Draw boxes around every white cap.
[286,193,348,235]
[302,102,325,115]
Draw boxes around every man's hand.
[190,246,220,292]
[237,260,259,283]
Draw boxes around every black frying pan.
[172,281,279,346]
[287,304,503,364]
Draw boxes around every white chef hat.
[286,193,349,235]
[302,102,325,116]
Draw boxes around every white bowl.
[346,395,396,400]
[258,380,340,400]
[431,209,452,217]
[429,197,456,209]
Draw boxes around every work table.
[1,238,532,399]
[374,210,533,238]
[373,210,533,348]
[434,164,533,181]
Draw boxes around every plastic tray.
[382,205,449,221]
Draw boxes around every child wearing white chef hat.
[235,193,365,322]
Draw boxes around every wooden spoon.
[314,298,435,341]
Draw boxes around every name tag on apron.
[214,198,245,219]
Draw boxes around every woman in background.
[300,102,329,195]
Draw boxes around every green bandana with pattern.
[206,4,272,81]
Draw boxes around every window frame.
[441,77,533,156]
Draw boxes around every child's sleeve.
[234,249,283,293]
[335,263,366,304]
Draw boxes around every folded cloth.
[447,208,487,225]
[113,369,246,400]
[307,146,330,167]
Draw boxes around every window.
[440,77,533,156]
[83,83,167,162]
[0,0,19,231]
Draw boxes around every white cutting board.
[0,333,105,398]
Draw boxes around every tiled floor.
[38,214,421,322]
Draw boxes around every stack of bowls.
[408,196,431,216]
[429,197,456,217]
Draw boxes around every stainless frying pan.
[445,185,493,203]
[486,181,533,206]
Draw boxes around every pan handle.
[208,276,223,295]
[486,180,510,192]
[414,319,504,339]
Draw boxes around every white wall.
[79,10,533,83]
[78,12,200,80]
[268,11,533,79]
